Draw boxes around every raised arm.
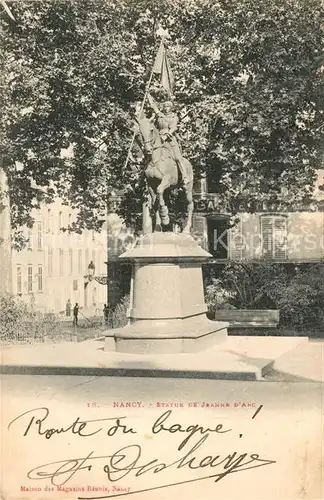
[147,94,163,117]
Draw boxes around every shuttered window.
[48,246,53,275]
[260,216,287,260]
[69,248,73,274]
[78,249,83,274]
[27,265,33,292]
[37,266,43,292]
[230,219,245,260]
[16,266,22,294]
[47,209,51,233]
[192,215,208,250]
[59,248,64,276]
[27,230,33,250]
[37,222,43,250]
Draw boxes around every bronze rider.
[147,94,189,185]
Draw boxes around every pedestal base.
[105,232,228,354]
[101,336,309,381]
[106,318,228,354]
[0,336,311,381]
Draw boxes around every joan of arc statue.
[147,94,189,185]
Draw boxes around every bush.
[107,294,130,328]
[205,261,289,310]
[270,265,324,329]
[204,262,324,331]
[0,296,30,340]
[205,278,236,311]
[0,295,63,343]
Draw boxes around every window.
[27,230,33,250]
[69,248,73,274]
[37,222,43,250]
[47,209,51,233]
[207,218,229,259]
[230,219,245,260]
[261,215,288,260]
[192,215,208,250]
[59,248,64,276]
[58,211,63,230]
[48,246,53,275]
[16,266,22,294]
[73,279,78,291]
[85,249,89,271]
[68,214,72,237]
[37,266,43,292]
[193,174,207,195]
[207,163,222,193]
[27,265,33,292]
[78,249,83,274]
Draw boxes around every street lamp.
[87,261,95,281]
[84,260,108,289]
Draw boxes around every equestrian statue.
[134,94,194,234]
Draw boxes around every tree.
[1,0,324,240]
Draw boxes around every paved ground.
[0,338,323,500]
[1,336,323,381]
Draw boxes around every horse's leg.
[156,175,172,226]
[147,183,160,231]
[143,181,153,234]
[183,181,194,233]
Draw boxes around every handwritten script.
[8,406,275,499]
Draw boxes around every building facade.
[192,169,324,263]
[103,170,324,307]
[12,199,108,316]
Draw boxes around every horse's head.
[134,112,156,155]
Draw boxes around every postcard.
[1,1,323,499]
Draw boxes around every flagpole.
[123,39,164,172]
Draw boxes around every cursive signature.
[26,434,275,496]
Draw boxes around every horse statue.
[135,111,194,234]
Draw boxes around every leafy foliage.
[205,261,289,309]
[205,277,235,311]
[0,295,63,341]
[2,0,324,237]
[273,264,324,328]
[107,293,130,329]
[205,261,324,330]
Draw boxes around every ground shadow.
[225,349,322,383]
[1,343,321,382]
[0,362,255,380]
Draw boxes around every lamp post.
[87,261,95,281]
[85,260,109,286]
[84,261,95,289]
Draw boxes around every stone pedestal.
[105,232,228,354]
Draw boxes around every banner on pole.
[152,40,174,95]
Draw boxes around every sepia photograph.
[0,0,323,499]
